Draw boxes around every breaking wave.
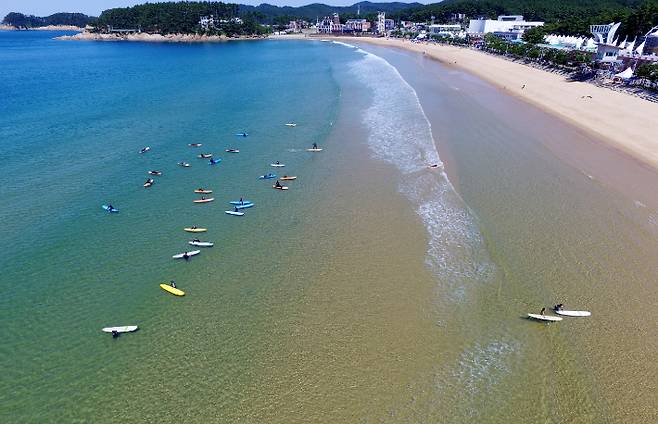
[348,48,495,301]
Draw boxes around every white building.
[428,24,462,37]
[199,15,215,30]
[377,12,386,34]
[318,13,342,34]
[468,15,544,40]
[345,19,371,32]
[591,22,622,62]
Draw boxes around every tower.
[377,12,385,34]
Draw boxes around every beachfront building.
[344,19,371,33]
[591,22,623,63]
[286,20,309,33]
[595,43,621,62]
[468,15,544,40]
[429,24,462,38]
[638,25,658,57]
[376,12,386,34]
[318,13,343,34]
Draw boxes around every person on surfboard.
[170,280,176,288]
[540,307,546,316]
[274,180,282,188]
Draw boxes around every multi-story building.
[377,12,386,34]
[318,13,343,34]
[345,19,371,33]
[467,15,544,40]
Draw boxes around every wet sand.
[325,36,658,173]
[355,42,658,422]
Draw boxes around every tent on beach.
[614,67,634,81]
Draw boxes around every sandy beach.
[336,36,658,171]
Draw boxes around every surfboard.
[234,203,254,209]
[270,163,285,167]
[306,148,323,152]
[188,241,214,247]
[102,326,138,333]
[102,205,119,213]
[225,210,245,216]
[172,250,201,259]
[272,185,289,190]
[184,227,207,233]
[194,189,212,194]
[160,283,185,296]
[193,198,214,203]
[554,310,591,317]
[527,314,563,322]
[280,176,297,181]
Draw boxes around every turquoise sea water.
[0,32,355,420]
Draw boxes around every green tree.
[522,26,546,44]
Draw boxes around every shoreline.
[55,31,266,43]
[342,36,658,172]
[1,24,82,31]
[51,30,658,171]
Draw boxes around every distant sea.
[1,31,656,422]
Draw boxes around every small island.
[1,12,92,30]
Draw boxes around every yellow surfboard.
[160,283,185,296]
[184,227,207,233]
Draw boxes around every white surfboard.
[270,163,285,167]
[527,314,562,322]
[102,326,138,333]
[307,148,323,152]
[554,310,591,317]
[188,241,214,247]
[172,250,201,259]
[225,210,245,216]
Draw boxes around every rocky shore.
[55,31,267,43]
